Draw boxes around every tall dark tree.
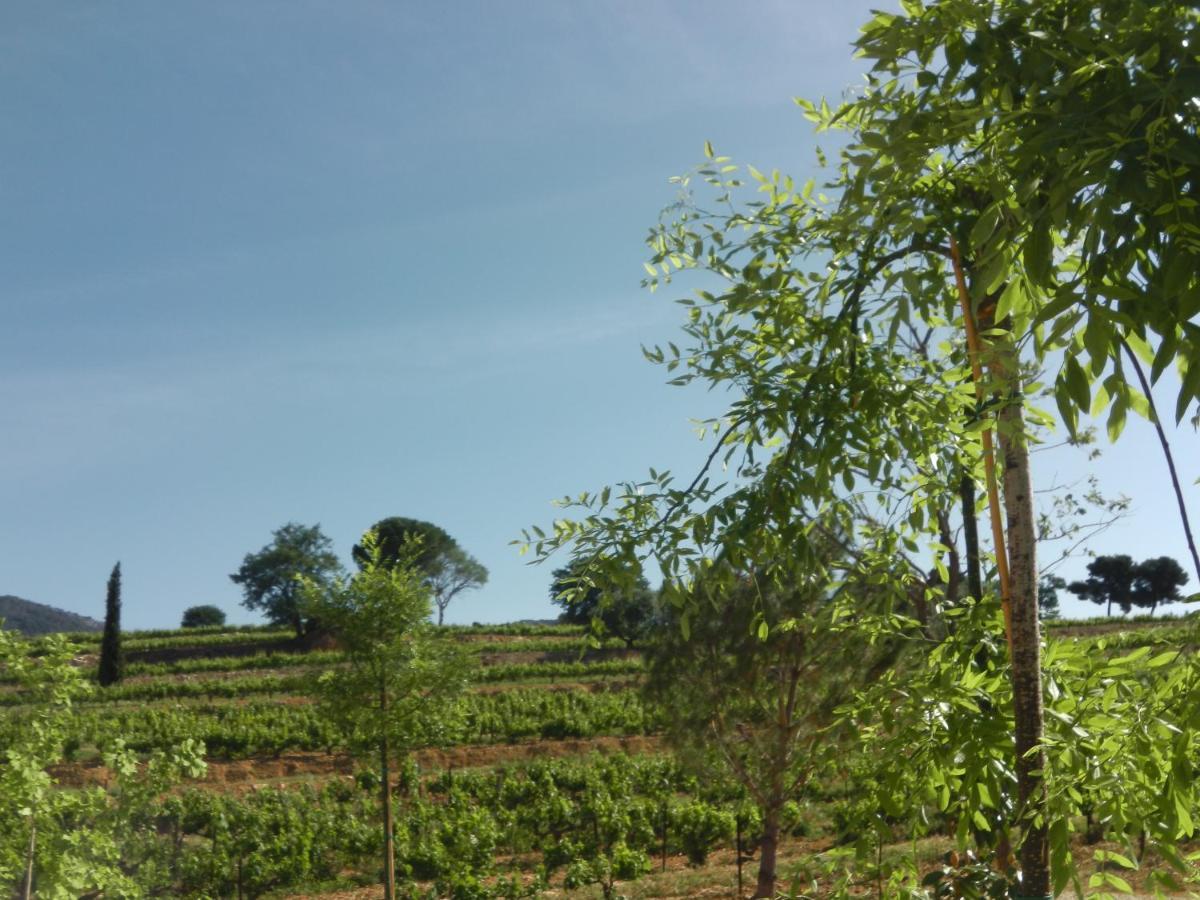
[230,523,341,637]
[550,561,653,648]
[1132,557,1190,615]
[1068,555,1137,618]
[353,517,487,626]
[98,562,123,687]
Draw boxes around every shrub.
[671,801,735,866]
[181,605,226,628]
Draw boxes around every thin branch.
[650,411,751,532]
[1122,340,1200,585]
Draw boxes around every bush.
[609,842,651,880]
[181,605,226,628]
[671,801,735,866]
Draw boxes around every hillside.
[2,614,1196,898]
[0,594,103,636]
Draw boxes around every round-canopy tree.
[180,605,226,629]
[1068,555,1138,618]
[230,522,341,637]
[353,517,487,626]
[549,561,654,648]
[1133,556,1190,615]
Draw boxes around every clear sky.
[3,2,1196,630]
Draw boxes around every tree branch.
[1122,340,1200,585]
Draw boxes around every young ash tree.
[301,530,471,900]
[98,562,123,687]
[525,1,1198,895]
[644,548,901,898]
[0,629,205,897]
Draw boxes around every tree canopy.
[180,605,226,629]
[1068,555,1138,617]
[1067,554,1190,616]
[1133,556,1190,615]
[301,530,470,899]
[229,522,341,637]
[353,517,487,626]
[549,561,654,648]
[524,1,1200,894]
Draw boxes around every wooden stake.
[949,236,1013,651]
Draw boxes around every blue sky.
[2,2,1196,629]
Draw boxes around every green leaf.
[1024,220,1053,284]
[1063,355,1091,412]
[994,277,1027,323]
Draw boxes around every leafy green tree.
[301,531,471,900]
[353,517,487,626]
[526,3,1199,895]
[1068,555,1137,618]
[98,562,123,687]
[0,628,205,896]
[645,557,897,898]
[1037,575,1064,621]
[230,522,341,637]
[180,604,226,629]
[550,561,653,648]
[1132,556,1190,615]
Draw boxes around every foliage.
[180,604,226,629]
[98,562,123,687]
[550,559,655,648]
[353,517,488,626]
[302,530,472,898]
[1069,555,1191,617]
[1069,555,1138,617]
[0,628,206,897]
[302,532,472,757]
[1133,556,1191,615]
[834,600,1200,898]
[644,556,898,895]
[1038,574,1064,621]
[521,0,1199,891]
[230,522,341,636]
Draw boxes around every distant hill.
[0,595,103,636]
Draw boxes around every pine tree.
[98,562,123,687]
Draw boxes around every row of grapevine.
[73,752,777,899]
[1,688,658,760]
[0,659,643,707]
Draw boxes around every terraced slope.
[5,615,1198,898]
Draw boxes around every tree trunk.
[380,681,395,900]
[21,819,35,900]
[994,365,1050,897]
[753,808,780,899]
[960,475,982,601]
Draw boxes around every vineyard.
[2,614,1199,899]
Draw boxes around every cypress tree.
[98,562,123,686]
